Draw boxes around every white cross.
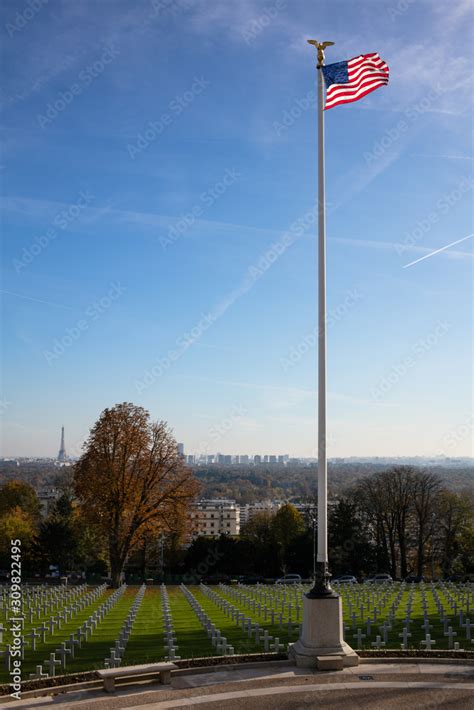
[461,618,474,640]
[76,627,87,647]
[29,665,48,680]
[379,621,392,644]
[421,634,436,650]
[45,652,62,677]
[48,617,57,635]
[271,636,284,653]
[28,628,41,651]
[68,634,80,658]
[399,627,411,649]
[444,626,457,649]
[421,618,432,634]
[371,635,385,650]
[55,642,71,671]
[353,628,366,650]
[263,630,273,652]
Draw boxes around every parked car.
[372,573,393,584]
[405,575,425,584]
[236,574,266,585]
[275,574,302,585]
[333,575,358,584]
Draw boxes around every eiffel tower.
[57,426,67,462]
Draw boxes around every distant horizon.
[2,453,472,464]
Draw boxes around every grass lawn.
[0,582,471,682]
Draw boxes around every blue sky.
[1,0,472,458]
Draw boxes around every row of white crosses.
[223,581,301,618]
[347,583,470,651]
[199,584,285,653]
[161,584,181,661]
[222,580,474,652]
[248,583,303,621]
[0,584,107,673]
[332,582,398,651]
[0,583,97,666]
[180,584,236,656]
[29,584,127,679]
[418,582,473,651]
[335,581,474,651]
[0,583,90,625]
[406,583,460,651]
[220,583,301,633]
[104,584,146,668]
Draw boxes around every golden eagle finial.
[307,40,335,66]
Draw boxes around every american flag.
[321,53,389,110]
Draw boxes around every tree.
[412,471,442,577]
[272,504,305,574]
[355,476,396,576]
[35,495,81,575]
[436,490,474,578]
[328,497,375,578]
[385,467,415,579]
[0,507,36,568]
[0,481,41,520]
[74,402,199,586]
[240,511,278,576]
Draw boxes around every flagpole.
[288,38,359,667]
[307,39,335,598]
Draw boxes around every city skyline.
[1,1,473,459]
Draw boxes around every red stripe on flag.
[325,82,388,110]
[324,52,389,109]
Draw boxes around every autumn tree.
[0,508,36,568]
[74,402,199,586]
[0,481,41,521]
[0,481,41,571]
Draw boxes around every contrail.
[0,289,72,309]
[403,233,474,268]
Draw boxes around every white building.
[239,500,281,526]
[190,499,240,538]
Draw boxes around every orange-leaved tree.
[74,402,199,586]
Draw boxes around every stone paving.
[2,661,473,709]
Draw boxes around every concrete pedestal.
[288,594,359,669]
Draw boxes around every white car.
[275,574,302,585]
[334,575,357,584]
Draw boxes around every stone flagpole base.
[288,594,359,670]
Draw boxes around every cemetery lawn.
[0,582,472,683]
